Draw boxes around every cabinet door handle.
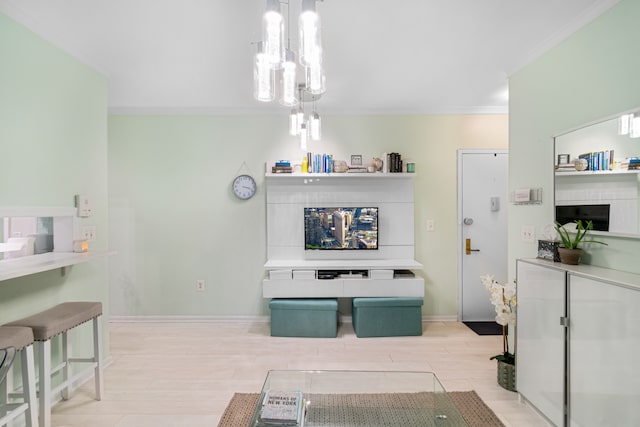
[560,317,569,327]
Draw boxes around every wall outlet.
[521,225,535,243]
[81,225,97,242]
[195,279,206,291]
[426,219,435,232]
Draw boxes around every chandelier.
[253,0,325,149]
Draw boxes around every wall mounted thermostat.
[75,194,92,217]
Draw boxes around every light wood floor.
[51,320,550,427]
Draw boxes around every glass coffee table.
[249,370,468,426]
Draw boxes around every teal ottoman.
[269,299,338,338]
[352,297,423,337]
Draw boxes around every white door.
[458,150,508,321]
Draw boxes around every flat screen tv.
[555,204,610,231]
[304,207,378,250]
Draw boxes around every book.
[257,390,304,426]
[272,166,293,173]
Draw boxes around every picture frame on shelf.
[557,154,570,165]
[350,155,363,166]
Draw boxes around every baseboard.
[109,315,270,323]
[423,315,458,322]
[110,315,457,323]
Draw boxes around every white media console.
[263,168,425,298]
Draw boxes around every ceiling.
[0,0,619,114]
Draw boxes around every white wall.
[0,13,110,355]
[108,114,508,317]
[509,0,640,276]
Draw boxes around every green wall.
[0,14,110,354]
[509,0,640,277]
[108,114,508,317]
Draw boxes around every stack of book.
[256,390,306,427]
[555,163,576,172]
[619,157,640,170]
[387,152,403,172]
[272,160,293,173]
[347,166,368,173]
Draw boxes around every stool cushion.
[0,326,35,350]
[5,302,102,341]
[352,297,424,308]
[269,299,338,338]
[352,297,423,338]
[269,299,338,311]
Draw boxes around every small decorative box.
[537,240,560,262]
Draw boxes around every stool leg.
[0,361,8,407]
[0,368,7,420]
[38,340,52,427]
[93,316,104,400]
[61,331,71,400]
[21,345,39,427]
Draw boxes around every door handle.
[465,238,480,255]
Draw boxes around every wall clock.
[232,174,257,200]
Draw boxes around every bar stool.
[0,326,38,427]
[6,302,103,427]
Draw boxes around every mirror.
[554,109,640,238]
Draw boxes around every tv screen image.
[304,207,378,250]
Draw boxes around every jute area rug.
[217,391,505,427]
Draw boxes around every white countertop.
[0,251,115,282]
[519,258,640,291]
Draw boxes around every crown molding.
[108,105,509,116]
[505,0,621,76]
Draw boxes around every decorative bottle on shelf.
[301,156,308,173]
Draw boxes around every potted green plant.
[554,220,607,265]
[480,275,516,391]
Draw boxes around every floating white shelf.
[555,169,640,176]
[0,251,115,282]
[265,172,415,178]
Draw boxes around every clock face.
[232,174,257,200]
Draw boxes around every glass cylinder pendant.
[309,112,321,141]
[254,51,274,102]
[263,0,284,68]
[299,0,322,66]
[631,114,640,138]
[289,109,299,135]
[280,52,298,107]
[619,114,632,136]
[300,122,308,150]
[305,64,325,95]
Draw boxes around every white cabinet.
[516,260,566,426]
[263,275,424,298]
[516,259,640,426]
[568,275,640,427]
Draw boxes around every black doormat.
[463,321,503,336]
